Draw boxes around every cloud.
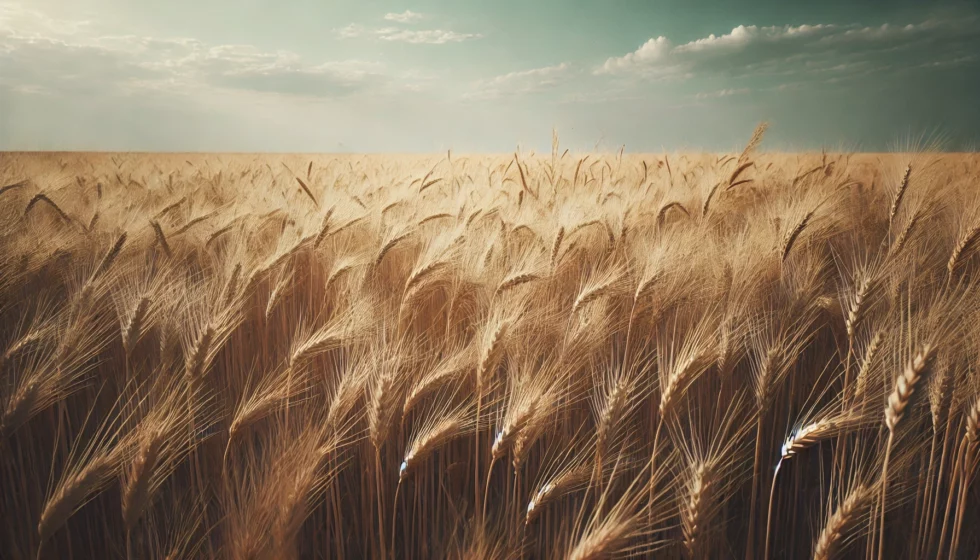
[378,29,481,44]
[191,47,389,97]
[384,10,424,24]
[599,16,980,82]
[0,3,92,37]
[672,24,833,55]
[335,23,481,44]
[466,62,573,100]
[0,4,409,100]
[694,87,750,99]
[335,23,367,39]
[604,36,671,70]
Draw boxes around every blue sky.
[1,0,978,152]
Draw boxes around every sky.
[0,0,978,152]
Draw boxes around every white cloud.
[467,62,573,100]
[335,23,366,39]
[694,87,750,99]
[673,24,834,55]
[0,3,92,38]
[600,36,671,73]
[191,47,390,97]
[384,10,424,24]
[484,63,572,88]
[599,16,980,81]
[379,29,481,44]
[335,23,481,44]
[0,4,414,100]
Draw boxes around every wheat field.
[2,127,980,559]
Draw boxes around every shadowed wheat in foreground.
[2,127,980,559]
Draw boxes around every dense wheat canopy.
[2,135,980,559]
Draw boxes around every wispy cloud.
[380,29,481,44]
[384,10,425,24]
[336,23,481,44]
[598,16,980,82]
[466,62,573,100]
[694,87,750,99]
[0,3,414,100]
[335,23,368,40]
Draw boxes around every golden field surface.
[2,132,980,559]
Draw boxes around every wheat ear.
[813,484,875,560]
[887,164,912,228]
[781,210,814,261]
[947,220,980,277]
[878,343,935,560]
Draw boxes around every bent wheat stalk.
[878,343,934,560]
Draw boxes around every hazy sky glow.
[1,0,978,152]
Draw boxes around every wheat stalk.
[122,296,151,356]
[887,164,912,228]
[780,410,866,461]
[525,463,592,524]
[400,405,474,481]
[878,343,935,560]
[150,220,172,258]
[39,453,121,541]
[781,210,814,261]
[813,483,875,560]
[121,427,165,529]
[550,227,565,271]
[947,220,980,277]
[885,343,934,432]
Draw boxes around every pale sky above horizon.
[1,0,978,152]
